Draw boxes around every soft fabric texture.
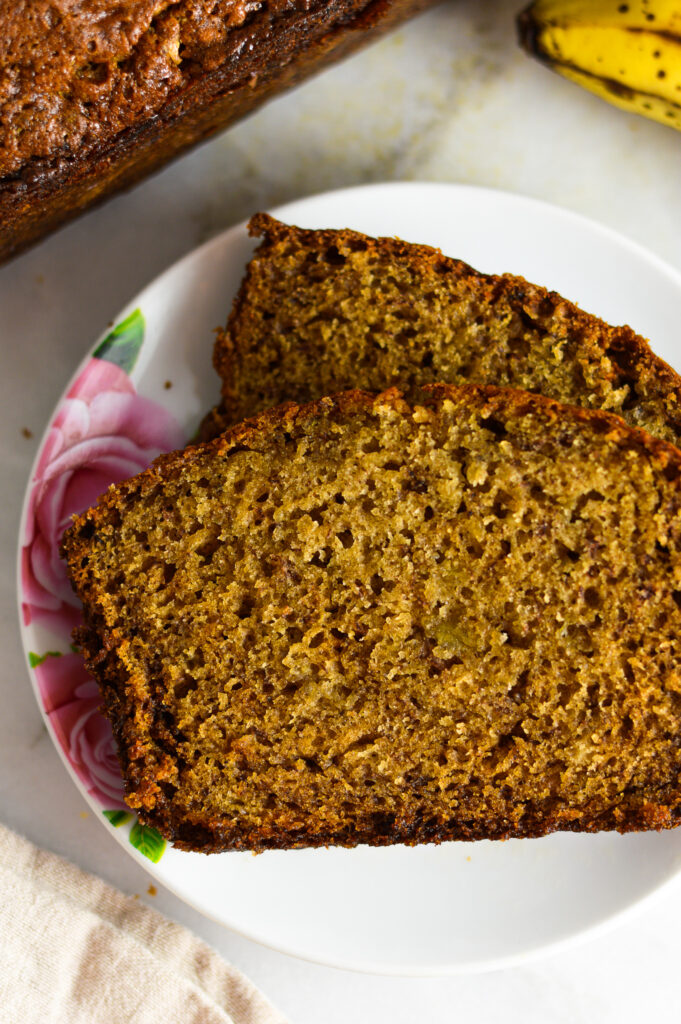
[0,822,288,1024]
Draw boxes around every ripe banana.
[517,0,681,131]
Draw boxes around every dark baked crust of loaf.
[209,213,681,445]
[63,384,681,852]
[0,0,434,263]
[129,801,680,854]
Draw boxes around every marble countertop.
[3,1,681,1020]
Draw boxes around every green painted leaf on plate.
[129,821,166,862]
[29,650,62,668]
[93,308,145,374]
[103,810,133,828]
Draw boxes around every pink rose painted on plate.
[22,310,184,634]
[34,652,128,809]
[21,309,184,825]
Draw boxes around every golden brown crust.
[62,384,681,853]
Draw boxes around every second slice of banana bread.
[205,214,681,444]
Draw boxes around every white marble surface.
[3,0,681,1019]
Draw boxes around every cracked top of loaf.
[0,0,331,176]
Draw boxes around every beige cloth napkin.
[0,823,289,1024]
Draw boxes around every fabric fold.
[0,822,288,1024]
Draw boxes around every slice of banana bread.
[207,214,681,443]
[62,385,681,853]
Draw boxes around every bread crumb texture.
[62,386,681,852]
[212,215,681,444]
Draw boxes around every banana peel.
[518,0,681,131]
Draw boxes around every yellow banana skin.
[518,0,681,130]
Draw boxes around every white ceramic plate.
[18,182,681,975]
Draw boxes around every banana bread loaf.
[206,214,681,443]
[62,384,681,852]
[0,0,433,263]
